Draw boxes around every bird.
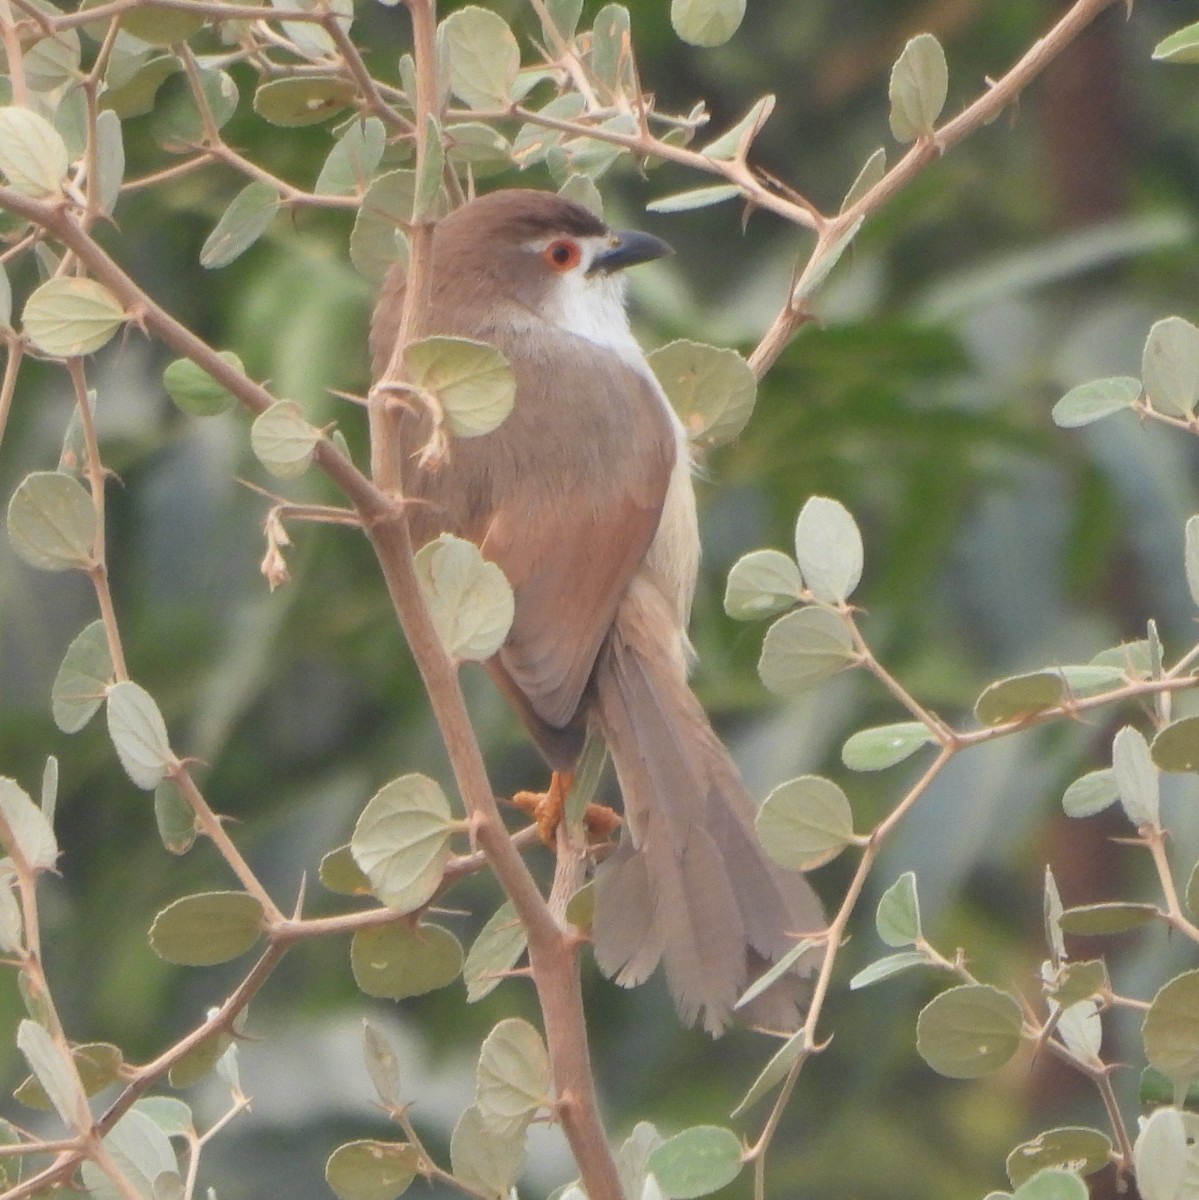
[370,189,824,1034]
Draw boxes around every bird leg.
[511,772,621,846]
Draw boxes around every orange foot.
[511,773,622,846]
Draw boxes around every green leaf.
[645,184,741,215]
[79,1109,179,1200]
[1112,724,1159,827]
[792,216,865,305]
[1186,516,1199,612]
[439,7,520,110]
[405,335,515,438]
[647,1126,742,1198]
[101,53,180,120]
[1061,769,1118,819]
[7,471,95,571]
[17,4,81,94]
[734,938,820,1010]
[1051,376,1140,428]
[154,779,196,855]
[350,922,463,1000]
[464,900,527,1002]
[149,891,264,966]
[1151,716,1199,774]
[916,985,1023,1079]
[1058,902,1158,935]
[16,1041,123,1108]
[793,496,863,604]
[974,671,1065,726]
[253,75,355,127]
[94,109,123,217]
[200,181,278,269]
[476,1018,551,1135]
[1044,960,1109,1009]
[320,844,372,895]
[23,276,125,356]
[350,169,416,282]
[1188,859,1199,921]
[1010,1169,1089,1200]
[723,549,802,621]
[162,351,243,417]
[351,774,455,912]
[512,94,586,167]
[670,0,746,48]
[540,0,583,42]
[1057,999,1101,1063]
[106,680,173,790]
[250,399,321,479]
[167,1032,232,1089]
[134,1096,193,1138]
[326,1140,419,1200]
[121,3,204,44]
[51,619,112,729]
[446,121,512,179]
[647,340,756,449]
[730,1028,804,1118]
[0,105,68,196]
[151,67,238,149]
[450,1104,526,1199]
[17,1019,86,1128]
[0,262,11,328]
[0,777,57,871]
[841,147,885,212]
[848,951,929,990]
[413,534,515,663]
[1090,638,1151,675]
[315,117,386,195]
[876,871,921,947]
[590,5,631,90]
[0,877,22,953]
[757,605,856,697]
[1143,316,1199,419]
[1144,969,1199,1088]
[841,722,934,771]
[700,95,773,159]
[1132,1106,1188,1200]
[756,775,854,871]
[362,1020,402,1108]
[1154,21,1199,63]
[558,172,603,218]
[888,32,948,142]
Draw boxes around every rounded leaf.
[149,892,263,966]
[439,7,520,110]
[253,75,355,127]
[414,534,515,663]
[876,871,921,947]
[7,471,95,571]
[464,900,527,1002]
[476,1018,551,1136]
[17,1019,86,1128]
[916,984,1023,1079]
[404,336,515,438]
[200,181,278,269]
[446,122,513,178]
[350,922,463,1000]
[1144,969,1199,1088]
[101,54,180,120]
[0,106,69,196]
[723,549,802,621]
[670,0,745,48]
[326,1140,419,1200]
[23,277,125,356]
[1143,316,1199,419]
[758,605,855,697]
[315,117,386,196]
[1051,376,1140,428]
[1061,769,1118,819]
[449,1105,526,1199]
[162,352,243,417]
[121,4,204,44]
[646,1125,743,1198]
[351,169,416,282]
[1011,1169,1089,1200]
[250,400,320,479]
[647,340,756,450]
[1112,724,1160,828]
[755,775,854,871]
[1058,902,1158,936]
[794,495,863,604]
[0,777,57,872]
[1132,1106,1195,1200]
[320,845,372,896]
[1152,717,1199,774]
[888,32,948,142]
[1044,959,1108,1009]
[151,67,237,148]
[79,1109,179,1200]
[106,680,173,790]
[974,671,1064,726]
[841,722,934,771]
[351,774,454,912]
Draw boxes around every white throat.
[541,268,648,370]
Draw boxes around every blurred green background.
[5,0,1199,1195]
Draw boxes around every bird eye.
[543,239,582,271]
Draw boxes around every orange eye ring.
[543,239,582,271]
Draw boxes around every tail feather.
[592,578,824,1034]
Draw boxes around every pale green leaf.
[792,215,864,305]
[512,94,585,167]
[439,7,520,110]
[558,173,603,218]
[1187,516,1199,611]
[670,0,746,48]
[362,1020,401,1108]
[106,680,174,790]
[1154,22,1199,63]
[351,773,454,912]
[149,891,264,966]
[1044,865,1065,962]
[326,1140,419,1200]
[916,984,1023,1079]
[848,950,929,990]
[1057,999,1102,1063]
[1143,316,1199,419]
[253,75,355,127]
[1051,376,1140,427]
[121,4,204,44]
[1152,716,1199,774]
[0,777,56,872]
[7,471,95,571]
[350,922,463,1000]
[315,117,386,195]
[0,261,11,328]
[734,938,819,1010]
[0,876,22,953]
[464,900,527,1002]
[0,105,69,196]
[974,671,1065,726]
[724,549,802,621]
[162,351,243,417]
[755,775,854,871]
[876,871,921,946]
[23,276,125,356]
[413,534,515,663]
[793,495,863,604]
[154,779,197,855]
[94,109,123,217]
[151,68,237,149]
[645,184,740,215]
[590,5,631,90]
[888,32,948,142]
[841,147,885,212]
[1144,969,1199,1088]
[647,339,756,449]
[17,1019,86,1129]
[101,53,179,120]
[757,605,856,696]
[167,1032,231,1089]
[647,1126,742,1198]
[17,4,81,93]
[79,1109,179,1200]
[1133,1107,1189,1200]
[730,1028,804,1117]
[1011,1169,1089,1200]
[1112,724,1160,827]
[16,1041,122,1108]
[446,122,512,179]
[540,0,583,42]
[1058,902,1158,935]
[405,335,515,438]
[132,1096,193,1139]
[250,399,320,479]
[841,722,933,771]
[200,180,278,269]
[350,169,415,282]
[320,844,372,895]
[700,95,773,160]
[450,1105,526,1199]
[476,1018,551,1135]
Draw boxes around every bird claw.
[511,772,621,846]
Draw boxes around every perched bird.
[371,189,823,1034]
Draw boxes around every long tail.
[590,578,824,1035]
